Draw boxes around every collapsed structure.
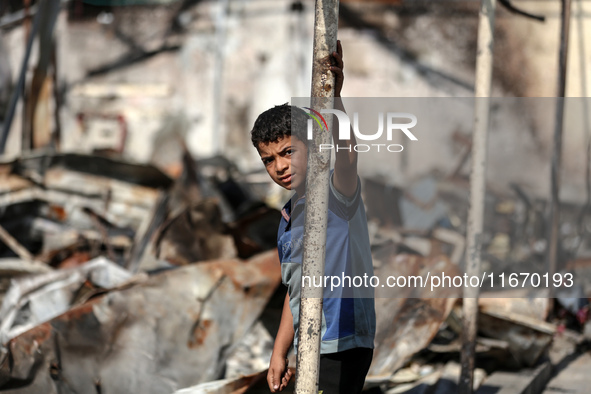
[0,149,588,393]
[0,0,590,393]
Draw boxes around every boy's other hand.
[330,40,344,97]
[267,354,292,392]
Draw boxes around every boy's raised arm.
[329,40,358,198]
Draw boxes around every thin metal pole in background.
[294,0,339,392]
[459,0,496,393]
[21,0,31,152]
[548,0,572,291]
[212,0,229,156]
[0,0,42,155]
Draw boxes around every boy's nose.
[275,157,289,174]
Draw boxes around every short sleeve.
[328,171,361,221]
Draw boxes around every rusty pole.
[0,0,41,155]
[21,0,31,152]
[459,1,496,393]
[548,0,572,291]
[212,0,229,155]
[294,0,339,393]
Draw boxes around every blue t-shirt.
[277,172,376,354]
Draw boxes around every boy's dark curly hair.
[250,104,309,149]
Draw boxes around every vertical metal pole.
[575,0,591,257]
[51,39,61,151]
[212,0,229,156]
[0,0,41,155]
[459,1,496,393]
[548,0,572,287]
[21,0,32,153]
[576,0,587,99]
[295,0,339,393]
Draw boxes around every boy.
[250,41,376,394]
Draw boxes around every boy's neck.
[294,185,305,198]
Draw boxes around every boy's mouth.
[279,174,292,184]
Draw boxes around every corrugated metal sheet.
[0,250,281,393]
[369,247,460,381]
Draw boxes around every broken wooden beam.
[0,223,33,261]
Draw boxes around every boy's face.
[257,135,308,193]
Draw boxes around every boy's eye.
[286,149,292,155]
[262,158,273,165]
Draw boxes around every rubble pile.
[0,149,589,393]
[0,1,590,391]
[357,174,591,394]
[0,150,590,393]
[0,151,283,393]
